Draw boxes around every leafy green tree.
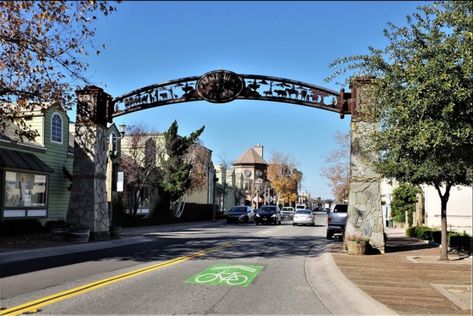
[0,1,118,140]
[328,1,473,260]
[391,183,420,227]
[155,121,205,216]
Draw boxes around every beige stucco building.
[120,133,214,216]
[380,178,472,234]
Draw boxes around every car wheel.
[292,223,296,226]
[326,230,333,239]
[255,222,259,225]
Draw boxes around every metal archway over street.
[112,70,352,119]
[68,73,384,254]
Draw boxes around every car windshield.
[296,210,311,215]
[229,207,248,213]
[259,206,276,213]
[333,205,348,213]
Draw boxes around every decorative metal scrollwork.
[112,70,350,118]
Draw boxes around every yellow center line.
[1,242,232,316]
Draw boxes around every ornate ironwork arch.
[112,70,351,119]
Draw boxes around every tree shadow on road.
[0,225,334,277]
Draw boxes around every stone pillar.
[67,86,114,241]
[345,77,385,253]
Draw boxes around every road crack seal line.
[0,242,232,316]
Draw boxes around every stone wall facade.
[346,77,385,253]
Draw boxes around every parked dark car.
[226,206,255,224]
[255,205,282,225]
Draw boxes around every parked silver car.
[293,209,315,226]
[281,207,295,220]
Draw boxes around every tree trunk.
[435,183,451,261]
[439,196,448,260]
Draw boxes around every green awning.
[0,148,54,173]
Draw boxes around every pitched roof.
[0,147,54,173]
[233,148,267,165]
[0,121,42,148]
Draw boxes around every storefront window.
[4,171,47,208]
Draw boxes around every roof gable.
[233,148,267,165]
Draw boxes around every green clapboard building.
[0,105,120,224]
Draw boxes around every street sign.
[186,264,263,287]
[117,171,124,192]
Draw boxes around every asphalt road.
[1,216,332,315]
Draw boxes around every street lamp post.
[220,164,227,214]
[212,169,218,222]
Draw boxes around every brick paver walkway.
[331,238,472,315]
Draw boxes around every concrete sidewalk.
[1,224,471,315]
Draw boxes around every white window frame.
[2,170,49,219]
[50,113,63,144]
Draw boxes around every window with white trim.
[4,171,47,206]
[51,113,63,143]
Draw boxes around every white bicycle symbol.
[195,270,248,286]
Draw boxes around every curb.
[305,246,398,315]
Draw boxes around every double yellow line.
[1,242,232,316]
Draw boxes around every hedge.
[405,226,471,253]
[122,203,217,227]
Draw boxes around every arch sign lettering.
[112,69,352,119]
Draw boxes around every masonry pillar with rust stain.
[345,77,385,253]
[67,86,114,241]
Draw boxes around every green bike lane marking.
[186,264,264,287]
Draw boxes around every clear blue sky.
[76,1,423,199]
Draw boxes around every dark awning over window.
[0,148,54,173]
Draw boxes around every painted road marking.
[187,264,263,287]
[0,242,232,316]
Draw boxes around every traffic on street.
[1,214,336,315]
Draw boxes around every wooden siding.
[28,115,44,146]
[34,109,73,221]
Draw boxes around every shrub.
[0,219,45,235]
[405,226,438,240]
[44,219,67,232]
[406,226,416,237]
[449,234,472,254]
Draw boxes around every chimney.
[254,143,263,159]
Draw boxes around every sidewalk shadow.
[385,236,437,253]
